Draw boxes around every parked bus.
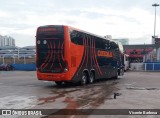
[116,42,125,75]
[36,25,124,85]
[124,54,129,71]
[116,42,129,72]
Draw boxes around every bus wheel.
[88,72,94,84]
[55,81,63,86]
[81,73,87,85]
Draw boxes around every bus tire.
[81,73,87,85]
[55,81,63,86]
[88,72,94,84]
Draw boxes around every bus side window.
[110,42,119,51]
[105,40,110,50]
[70,30,83,45]
[107,42,111,50]
[95,38,106,49]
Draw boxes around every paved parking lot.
[0,71,160,117]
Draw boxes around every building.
[113,38,129,45]
[0,35,15,47]
[152,36,158,44]
[123,44,155,63]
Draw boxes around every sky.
[0,0,160,47]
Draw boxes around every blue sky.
[0,0,160,47]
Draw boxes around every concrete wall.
[130,63,144,71]
[130,62,160,71]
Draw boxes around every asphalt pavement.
[0,71,160,118]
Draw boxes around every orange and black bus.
[36,25,124,85]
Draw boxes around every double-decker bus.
[36,25,124,85]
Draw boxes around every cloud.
[10,33,35,47]
[0,0,160,46]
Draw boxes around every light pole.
[152,3,159,38]
[152,3,160,61]
[18,47,20,60]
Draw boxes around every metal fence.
[144,62,160,71]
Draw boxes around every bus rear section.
[36,25,70,83]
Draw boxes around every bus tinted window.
[110,42,118,50]
[105,40,110,50]
[70,30,83,45]
[95,37,108,50]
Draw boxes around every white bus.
[124,54,129,71]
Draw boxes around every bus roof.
[68,26,113,42]
[38,25,114,43]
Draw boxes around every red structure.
[123,45,154,63]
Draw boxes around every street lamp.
[152,3,159,38]
[152,3,160,61]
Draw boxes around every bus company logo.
[97,50,113,58]
[2,110,12,115]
